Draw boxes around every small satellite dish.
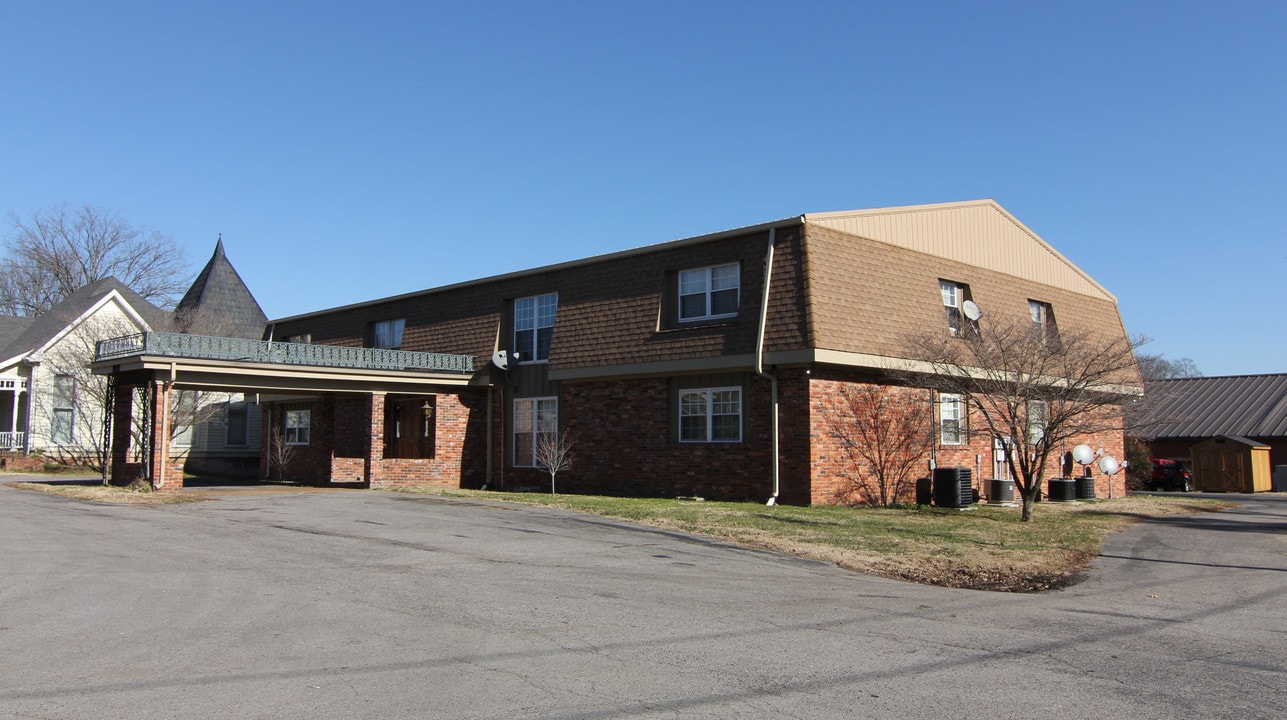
[1072,444,1095,466]
[962,300,981,321]
[1097,455,1120,476]
[491,350,510,370]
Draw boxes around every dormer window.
[372,319,405,349]
[1028,300,1058,347]
[515,293,557,363]
[939,280,976,335]
[679,263,740,322]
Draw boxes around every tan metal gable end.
[804,200,1115,302]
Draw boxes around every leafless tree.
[818,383,933,506]
[1132,334,1201,380]
[268,427,297,482]
[906,315,1141,521]
[535,430,575,495]
[2,203,189,315]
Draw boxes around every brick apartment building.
[93,200,1139,503]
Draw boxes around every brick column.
[109,385,139,486]
[364,392,386,488]
[148,381,183,492]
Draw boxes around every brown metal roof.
[1138,374,1287,439]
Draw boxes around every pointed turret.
[173,238,267,339]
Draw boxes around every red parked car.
[1148,458,1193,492]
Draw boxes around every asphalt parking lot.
[1,479,1282,719]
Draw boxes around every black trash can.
[1075,476,1097,500]
[1048,478,1076,502]
[916,477,932,506]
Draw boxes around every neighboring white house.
[0,241,268,472]
[0,278,169,461]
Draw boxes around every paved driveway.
[1,479,1282,719]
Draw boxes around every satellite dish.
[962,300,981,321]
[1072,444,1095,466]
[491,350,509,370]
[1098,455,1120,476]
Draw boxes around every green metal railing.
[94,332,475,374]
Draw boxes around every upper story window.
[1028,300,1058,347]
[515,293,557,363]
[679,263,740,322]
[372,319,405,349]
[939,279,976,336]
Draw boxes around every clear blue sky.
[2,1,1283,376]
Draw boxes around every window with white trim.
[679,263,740,322]
[939,393,964,445]
[372,319,405,349]
[1027,400,1048,447]
[679,387,742,442]
[284,408,311,445]
[225,401,248,447]
[51,374,76,445]
[513,397,557,467]
[1028,300,1058,347]
[939,280,978,335]
[514,293,557,363]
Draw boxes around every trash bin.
[989,479,1015,503]
[1048,478,1076,502]
[916,477,932,506]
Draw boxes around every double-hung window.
[284,408,311,445]
[679,387,741,443]
[372,319,405,349]
[939,280,974,335]
[513,397,557,467]
[515,293,557,363]
[679,263,739,322]
[939,393,964,445]
[225,401,249,447]
[1027,400,1048,447]
[1028,300,1058,347]
[51,373,75,445]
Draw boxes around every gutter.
[756,227,780,506]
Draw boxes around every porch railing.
[94,332,475,374]
[0,431,24,450]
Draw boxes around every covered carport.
[89,332,494,491]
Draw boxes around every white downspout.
[756,227,779,506]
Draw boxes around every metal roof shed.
[1191,435,1273,493]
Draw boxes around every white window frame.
[225,401,249,447]
[51,374,76,445]
[372,319,405,349]
[939,393,964,445]
[1029,300,1056,345]
[679,387,742,443]
[513,397,557,467]
[284,408,311,445]
[679,263,740,322]
[1027,400,1048,447]
[514,293,557,364]
[939,280,963,335]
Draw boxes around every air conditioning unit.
[933,467,974,508]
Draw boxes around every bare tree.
[268,427,297,482]
[818,383,933,506]
[534,430,575,495]
[906,315,1141,521]
[1132,335,1201,380]
[2,203,189,315]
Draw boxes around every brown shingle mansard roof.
[173,238,268,340]
[1138,374,1287,440]
[268,199,1136,382]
